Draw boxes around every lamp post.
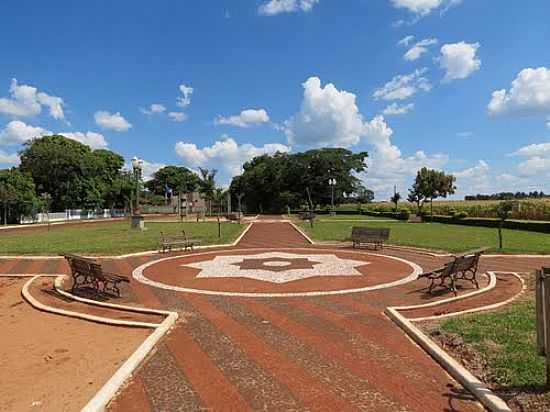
[328,177,337,216]
[131,156,144,229]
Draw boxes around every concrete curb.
[408,273,526,322]
[21,276,160,328]
[386,306,511,412]
[385,271,528,412]
[10,273,179,412]
[288,221,315,244]
[396,272,497,311]
[53,275,174,317]
[81,312,178,412]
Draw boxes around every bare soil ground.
[0,278,150,412]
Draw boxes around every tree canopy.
[145,165,199,195]
[0,168,41,224]
[408,167,456,216]
[229,148,369,213]
[19,135,127,210]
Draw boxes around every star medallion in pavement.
[233,257,320,272]
[183,252,369,284]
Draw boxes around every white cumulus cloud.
[382,102,415,116]
[0,120,49,145]
[403,38,438,61]
[176,84,194,109]
[175,136,290,177]
[259,0,319,16]
[168,112,187,122]
[94,110,132,132]
[0,79,66,120]
[0,120,108,149]
[141,103,166,115]
[390,0,462,16]
[373,68,432,101]
[0,150,20,166]
[488,67,550,118]
[439,42,481,82]
[215,109,270,128]
[285,77,368,147]
[61,132,108,149]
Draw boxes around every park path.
[0,220,547,411]
[106,221,490,412]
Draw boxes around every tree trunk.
[430,197,434,222]
[498,222,503,249]
[3,201,7,226]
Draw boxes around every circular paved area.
[135,248,421,296]
[1,219,546,412]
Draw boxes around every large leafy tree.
[19,135,127,210]
[0,168,41,224]
[229,148,369,213]
[145,166,199,196]
[408,167,456,217]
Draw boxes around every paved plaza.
[0,217,544,411]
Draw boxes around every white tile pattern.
[183,252,369,283]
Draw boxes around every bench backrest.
[408,214,423,223]
[453,253,480,272]
[352,227,390,240]
[64,254,97,275]
[160,230,190,242]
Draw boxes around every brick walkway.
[1,219,546,412]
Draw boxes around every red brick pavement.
[0,220,546,412]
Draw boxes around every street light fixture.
[328,177,337,216]
[131,156,144,229]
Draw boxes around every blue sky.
[1,0,550,199]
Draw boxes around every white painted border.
[2,273,179,412]
[21,276,160,328]
[132,247,422,298]
[408,273,526,321]
[386,306,512,412]
[384,271,528,412]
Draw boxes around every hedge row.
[363,210,550,233]
[429,215,550,233]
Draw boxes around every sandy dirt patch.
[0,277,150,412]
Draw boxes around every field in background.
[341,198,550,221]
[0,221,244,255]
[298,215,550,254]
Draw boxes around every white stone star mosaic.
[183,252,369,284]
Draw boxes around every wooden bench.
[408,213,423,223]
[351,227,390,250]
[159,230,200,253]
[299,211,316,221]
[418,248,488,295]
[64,254,129,296]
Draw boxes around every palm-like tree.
[390,192,401,212]
[198,168,217,216]
[0,182,17,225]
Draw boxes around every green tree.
[198,168,217,215]
[390,192,401,212]
[145,165,199,196]
[0,168,41,224]
[229,148,368,213]
[495,201,515,249]
[408,167,456,218]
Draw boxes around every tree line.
[228,148,370,213]
[464,191,547,201]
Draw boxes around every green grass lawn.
[298,218,550,254]
[441,301,545,389]
[0,221,245,255]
